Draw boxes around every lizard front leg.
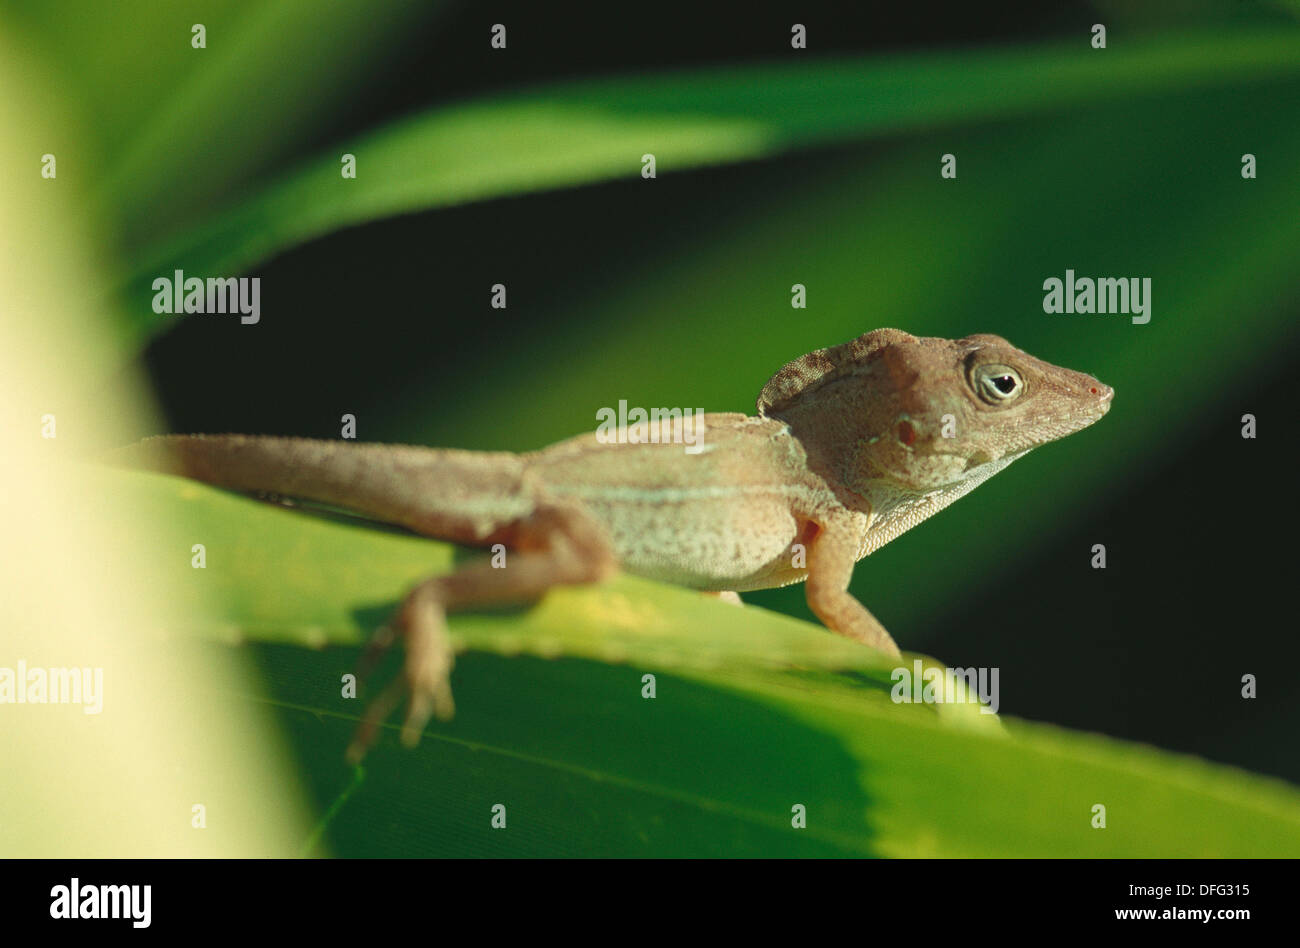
[803,520,902,659]
[347,504,616,761]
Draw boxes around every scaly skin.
[119,328,1113,757]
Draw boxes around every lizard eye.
[973,364,1023,404]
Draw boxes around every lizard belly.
[524,413,815,590]
[568,492,800,590]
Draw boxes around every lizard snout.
[1078,375,1114,413]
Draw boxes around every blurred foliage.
[5,0,1298,854]
[117,27,1298,332]
[3,0,440,240]
[0,23,311,856]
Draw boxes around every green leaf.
[261,646,1300,857]
[109,467,1300,856]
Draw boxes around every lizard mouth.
[1047,389,1113,441]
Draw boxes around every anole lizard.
[121,328,1112,758]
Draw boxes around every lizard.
[119,328,1113,759]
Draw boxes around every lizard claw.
[354,622,397,686]
[346,677,403,765]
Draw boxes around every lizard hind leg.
[347,504,616,761]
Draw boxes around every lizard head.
[759,328,1113,493]
[871,331,1112,490]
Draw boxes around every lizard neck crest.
[757,328,917,417]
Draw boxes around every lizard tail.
[112,434,533,544]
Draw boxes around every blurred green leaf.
[5,0,437,242]
[121,27,1300,342]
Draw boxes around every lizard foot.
[347,579,455,764]
[345,504,615,762]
